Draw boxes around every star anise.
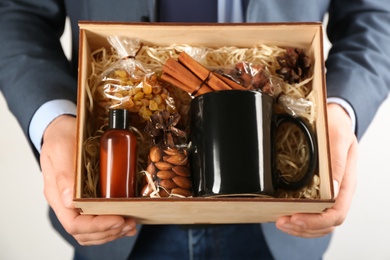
[145,109,187,149]
[276,48,311,84]
[216,62,273,94]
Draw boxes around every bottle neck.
[109,109,129,130]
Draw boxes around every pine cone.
[145,109,187,149]
[276,48,311,84]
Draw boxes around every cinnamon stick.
[178,52,232,91]
[177,52,210,80]
[160,73,194,94]
[160,73,213,96]
[214,73,247,90]
[162,58,213,95]
[161,51,248,96]
[163,58,202,89]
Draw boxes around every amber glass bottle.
[100,109,137,198]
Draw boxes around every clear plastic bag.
[214,62,273,93]
[94,36,176,121]
[141,110,193,198]
[277,94,315,119]
[214,61,315,122]
[141,145,192,198]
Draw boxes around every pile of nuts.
[140,146,192,197]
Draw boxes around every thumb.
[41,115,77,210]
[62,187,74,209]
[333,180,340,198]
[327,104,355,197]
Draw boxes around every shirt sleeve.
[327,97,356,134]
[29,100,77,152]
[326,0,390,140]
[0,0,77,150]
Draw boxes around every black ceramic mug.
[190,90,317,197]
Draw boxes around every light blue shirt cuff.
[29,99,77,152]
[327,97,356,133]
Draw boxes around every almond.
[149,146,163,162]
[156,170,176,179]
[171,187,192,197]
[140,174,148,187]
[163,148,180,156]
[146,162,157,175]
[140,184,153,197]
[155,161,173,171]
[172,176,192,189]
[159,179,178,189]
[158,188,171,197]
[172,165,190,177]
[166,154,188,166]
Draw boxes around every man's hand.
[40,115,137,245]
[276,103,358,237]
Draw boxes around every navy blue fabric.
[158,0,217,22]
[128,224,273,260]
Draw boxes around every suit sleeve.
[0,0,77,140]
[326,0,390,140]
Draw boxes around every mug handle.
[272,114,318,190]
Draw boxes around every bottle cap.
[108,109,129,130]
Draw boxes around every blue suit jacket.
[1,0,390,259]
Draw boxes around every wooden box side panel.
[310,27,333,199]
[74,199,334,224]
[75,29,92,199]
[79,23,321,51]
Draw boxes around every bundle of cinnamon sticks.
[161,52,246,96]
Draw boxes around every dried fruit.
[143,80,153,95]
[114,69,128,78]
[149,100,159,111]
[133,91,145,101]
